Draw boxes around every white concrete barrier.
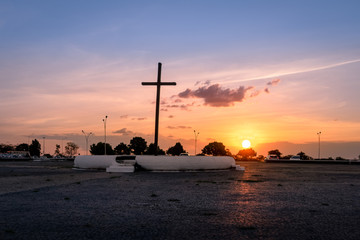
[74,155,244,172]
[136,155,236,171]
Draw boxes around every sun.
[242,139,251,149]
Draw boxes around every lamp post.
[103,116,108,155]
[82,130,93,155]
[42,137,46,156]
[194,130,200,155]
[61,136,67,156]
[317,131,321,160]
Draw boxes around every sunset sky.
[1,0,360,158]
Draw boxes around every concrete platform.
[106,165,135,173]
[75,155,242,171]
[1,161,360,240]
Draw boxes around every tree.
[0,144,14,153]
[166,142,186,156]
[65,142,79,156]
[54,144,61,156]
[90,142,103,155]
[202,142,227,156]
[226,149,232,156]
[114,142,130,155]
[297,151,312,160]
[268,149,282,158]
[145,143,165,155]
[90,142,115,155]
[236,148,257,160]
[129,137,147,155]
[29,139,41,157]
[15,143,29,151]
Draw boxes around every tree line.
[0,140,79,157]
[235,148,314,161]
[90,137,187,155]
[89,137,234,156]
[1,138,232,157]
[236,149,352,161]
[4,138,344,160]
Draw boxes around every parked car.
[266,154,279,160]
[179,153,189,156]
[290,155,301,160]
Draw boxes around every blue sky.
[1,0,360,158]
[3,1,359,59]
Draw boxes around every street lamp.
[61,136,67,156]
[42,137,46,156]
[317,131,321,160]
[82,130,93,155]
[194,130,200,155]
[103,115,108,155]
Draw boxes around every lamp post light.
[103,115,108,155]
[194,130,200,156]
[317,131,321,160]
[82,130,93,155]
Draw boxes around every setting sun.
[242,140,251,149]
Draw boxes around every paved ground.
[1,160,360,239]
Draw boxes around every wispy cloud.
[267,78,281,86]
[219,59,360,84]
[131,117,147,121]
[167,126,192,129]
[113,128,133,135]
[164,103,194,111]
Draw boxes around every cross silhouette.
[142,62,176,155]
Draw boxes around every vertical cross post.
[142,63,176,155]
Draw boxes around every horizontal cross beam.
[142,82,176,86]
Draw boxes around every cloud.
[178,84,251,107]
[167,126,192,129]
[267,78,281,86]
[250,90,261,97]
[164,103,194,111]
[195,80,211,86]
[113,128,133,135]
[120,115,128,119]
[131,117,147,121]
[168,115,174,118]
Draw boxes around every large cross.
[142,62,176,155]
